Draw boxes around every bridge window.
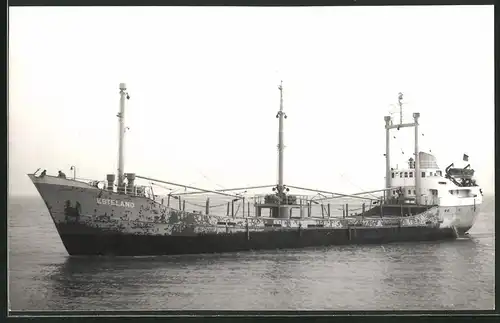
[422,172,426,177]
[392,172,395,178]
[437,170,442,176]
[409,172,413,178]
[404,172,408,178]
[400,172,403,178]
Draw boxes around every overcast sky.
[8,5,494,197]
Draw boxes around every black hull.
[57,224,457,256]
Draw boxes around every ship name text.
[96,198,135,208]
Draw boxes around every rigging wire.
[418,122,433,154]
[169,179,199,195]
[198,170,226,191]
[340,173,379,199]
[150,182,174,192]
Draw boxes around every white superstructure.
[383,93,482,234]
[389,153,482,234]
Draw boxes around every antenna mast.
[276,81,286,194]
[398,92,403,124]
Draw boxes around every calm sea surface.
[8,195,495,311]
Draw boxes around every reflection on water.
[31,238,493,311]
[379,239,482,309]
[8,196,495,311]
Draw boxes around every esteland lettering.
[96,198,135,208]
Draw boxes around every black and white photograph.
[8,5,494,313]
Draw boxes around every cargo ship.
[28,83,482,256]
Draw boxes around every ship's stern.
[438,200,481,235]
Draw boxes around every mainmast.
[117,83,130,193]
[276,81,287,194]
[384,93,421,205]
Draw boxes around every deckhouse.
[389,152,482,208]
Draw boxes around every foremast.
[276,81,286,194]
[117,83,130,193]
